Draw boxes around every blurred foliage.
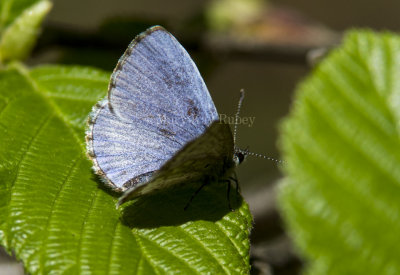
[279,30,400,274]
[204,0,339,54]
[0,0,51,64]
[206,0,264,32]
[33,17,171,70]
[0,0,42,30]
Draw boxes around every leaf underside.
[278,30,400,274]
[0,64,252,274]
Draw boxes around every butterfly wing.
[86,26,218,190]
[118,121,235,206]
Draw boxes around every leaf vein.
[35,74,109,83]
[215,221,247,263]
[178,226,229,274]
[135,252,143,275]
[105,220,119,275]
[133,234,160,275]
[76,188,100,274]
[39,156,82,272]
[45,93,100,102]
[4,113,53,248]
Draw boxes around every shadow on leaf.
[120,180,243,229]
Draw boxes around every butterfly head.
[233,147,249,166]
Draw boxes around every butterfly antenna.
[232,89,286,165]
[246,151,286,165]
[234,89,245,145]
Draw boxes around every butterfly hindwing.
[118,121,235,205]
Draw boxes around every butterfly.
[86,26,249,208]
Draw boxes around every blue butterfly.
[86,26,249,208]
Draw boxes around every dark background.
[2,0,400,274]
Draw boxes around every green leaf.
[278,30,400,274]
[0,63,252,274]
[0,1,52,64]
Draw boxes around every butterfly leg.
[226,180,233,211]
[229,171,241,194]
[184,179,209,211]
[226,173,241,211]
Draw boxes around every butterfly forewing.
[87,26,219,190]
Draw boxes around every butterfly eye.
[234,152,245,165]
[237,152,245,164]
